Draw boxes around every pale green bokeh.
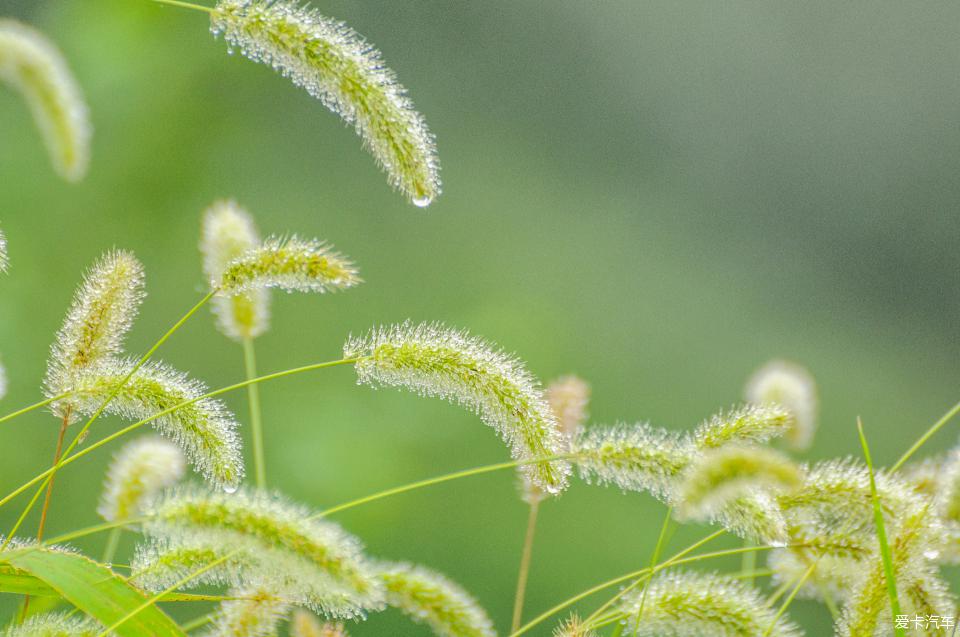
[1,2,959,634]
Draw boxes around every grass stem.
[510,500,540,632]
[242,337,266,489]
[858,417,905,637]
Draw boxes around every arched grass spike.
[838,507,953,637]
[0,20,90,181]
[690,403,794,450]
[98,436,186,523]
[345,322,571,494]
[218,236,360,295]
[676,445,802,522]
[209,0,440,205]
[201,200,269,341]
[3,612,100,637]
[134,488,384,618]
[618,570,802,637]
[523,375,589,503]
[571,422,690,499]
[378,562,496,637]
[44,250,145,421]
[67,359,243,490]
[745,360,818,451]
[202,584,290,637]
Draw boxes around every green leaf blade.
[1,548,187,637]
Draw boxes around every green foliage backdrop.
[1,2,959,633]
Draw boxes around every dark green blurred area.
[1,1,959,634]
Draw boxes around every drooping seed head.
[546,375,590,438]
[571,422,691,500]
[675,445,802,522]
[289,611,348,637]
[838,506,952,637]
[65,358,243,490]
[201,584,290,637]
[201,200,270,341]
[690,404,794,450]
[135,488,385,618]
[767,547,861,605]
[745,360,818,451]
[209,0,440,205]
[777,458,915,535]
[618,570,801,637]
[3,612,100,637]
[0,20,90,181]
[708,491,790,546]
[378,562,496,637]
[218,236,360,296]
[345,322,571,494]
[98,436,186,523]
[522,374,590,503]
[44,250,145,421]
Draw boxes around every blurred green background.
[1,1,959,634]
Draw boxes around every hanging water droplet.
[223,483,238,494]
[411,193,433,208]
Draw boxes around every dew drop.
[924,549,940,560]
[223,483,238,494]
[411,193,433,208]
[769,539,788,548]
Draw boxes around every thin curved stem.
[101,528,122,566]
[96,549,239,636]
[149,0,213,13]
[511,499,540,632]
[243,337,266,489]
[892,397,960,472]
[0,357,359,513]
[0,393,70,426]
[0,291,217,550]
[516,530,726,637]
[627,506,673,636]
[763,562,815,637]
[315,454,574,519]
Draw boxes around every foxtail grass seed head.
[66,358,243,490]
[345,322,571,494]
[711,492,790,545]
[675,445,802,521]
[552,614,597,637]
[201,200,270,341]
[202,584,290,637]
[777,458,915,535]
[618,570,801,637]
[98,436,186,523]
[290,611,348,637]
[522,374,590,503]
[545,375,590,438]
[4,613,100,637]
[571,423,691,499]
[690,403,794,450]
[838,506,952,637]
[44,250,145,421]
[745,360,818,451]
[378,562,496,637]
[218,236,360,295]
[0,20,90,181]
[136,488,384,618]
[209,0,440,205]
